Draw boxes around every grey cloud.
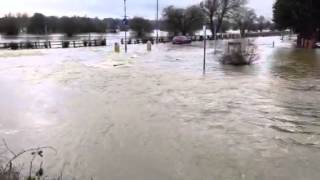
[0,0,273,18]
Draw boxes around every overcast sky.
[0,0,275,19]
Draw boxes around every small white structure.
[221,40,258,65]
[227,42,242,53]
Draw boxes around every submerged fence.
[119,31,286,45]
[0,31,286,50]
[0,39,107,50]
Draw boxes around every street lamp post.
[124,0,128,53]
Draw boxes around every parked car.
[172,36,192,44]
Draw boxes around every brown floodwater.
[0,37,320,180]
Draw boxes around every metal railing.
[0,39,106,50]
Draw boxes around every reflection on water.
[0,37,320,180]
[269,48,320,79]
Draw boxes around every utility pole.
[203,25,207,74]
[124,0,128,53]
[156,0,159,43]
[45,24,48,44]
[202,0,207,74]
[214,22,217,54]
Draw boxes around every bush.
[44,42,49,48]
[83,40,88,47]
[62,41,70,48]
[0,140,58,180]
[100,39,106,46]
[221,52,252,65]
[9,43,19,50]
[25,42,34,49]
[0,168,20,180]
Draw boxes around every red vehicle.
[172,36,192,44]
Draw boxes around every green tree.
[0,14,20,35]
[273,0,320,47]
[46,16,60,33]
[163,5,205,36]
[16,13,29,33]
[0,13,143,36]
[28,13,46,34]
[92,18,107,33]
[60,17,77,37]
[104,18,119,33]
[129,17,153,38]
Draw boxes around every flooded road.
[0,37,320,180]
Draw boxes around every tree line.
[0,13,123,36]
[162,0,274,37]
[130,0,275,38]
[0,1,275,38]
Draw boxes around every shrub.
[0,140,57,180]
[25,42,34,49]
[221,52,252,65]
[62,41,70,48]
[0,168,20,180]
[83,40,88,47]
[100,39,106,46]
[9,43,19,50]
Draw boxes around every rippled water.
[0,37,320,180]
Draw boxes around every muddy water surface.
[0,37,320,180]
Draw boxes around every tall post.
[214,22,217,54]
[203,25,207,74]
[45,24,48,48]
[124,0,128,53]
[156,0,159,43]
[202,0,207,74]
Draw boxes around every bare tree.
[233,7,257,37]
[200,0,219,36]
[257,16,266,32]
[200,0,247,36]
[216,0,247,33]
